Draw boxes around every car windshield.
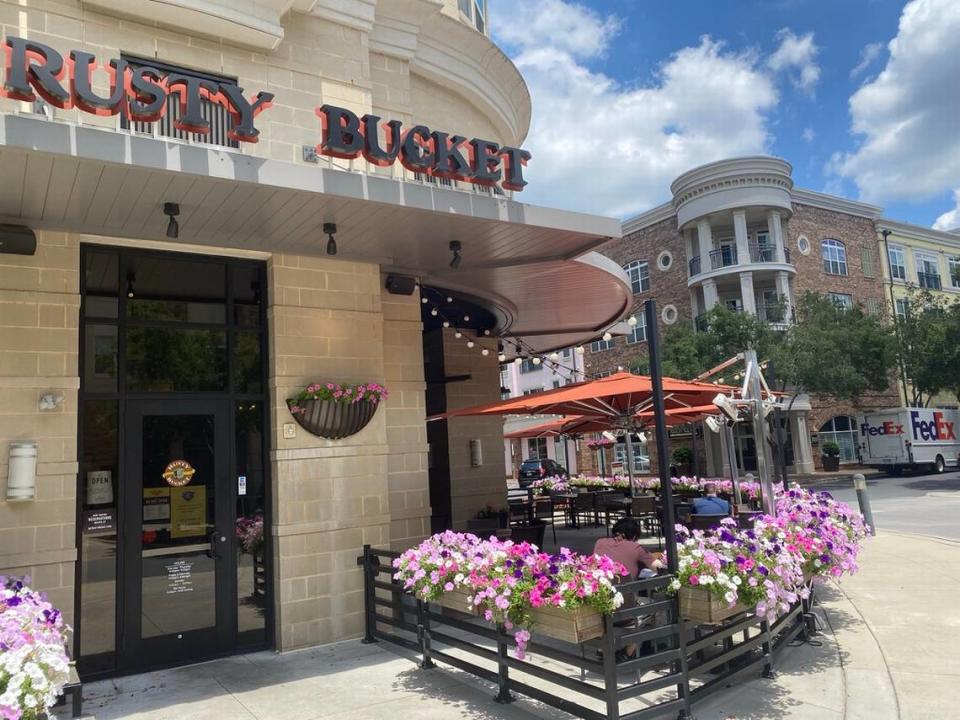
[520,460,542,469]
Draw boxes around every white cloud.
[832,0,960,204]
[492,0,622,60]
[933,190,960,231]
[495,4,778,218]
[802,127,815,142]
[767,28,820,96]
[850,41,885,79]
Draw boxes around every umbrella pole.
[723,422,743,507]
[645,299,679,574]
[625,426,637,499]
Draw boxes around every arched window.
[623,260,650,294]
[818,415,858,463]
[821,239,848,276]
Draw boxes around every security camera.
[705,415,723,434]
[713,393,741,423]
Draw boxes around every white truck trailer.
[857,408,960,474]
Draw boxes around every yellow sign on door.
[170,486,207,538]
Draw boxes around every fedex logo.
[860,421,903,437]
[910,411,957,441]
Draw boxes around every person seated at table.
[692,482,731,515]
[593,518,661,661]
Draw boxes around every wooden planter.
[821,455,840,471]
[434,588,479,616]
[678,586,749,624]
[287,397,379,439]
[528,604,604,644]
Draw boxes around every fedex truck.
[857,408,960,474]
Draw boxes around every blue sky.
[492,0,960,229]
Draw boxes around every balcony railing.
[695,301,793,331]
[689,245,793,277]
[918,271,942,290]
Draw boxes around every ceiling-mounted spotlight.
[449,240,462,269]
[712,393,741,423]
[125,271,136,299]
[323,222,337,256]
[163,202,180,239]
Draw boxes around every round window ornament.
[662,305,678,325]
[657,250,673,271]
[163,460,196,487]
[797,235,811,256]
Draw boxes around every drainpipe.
[880,228,911,406]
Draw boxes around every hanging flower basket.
[678,586,750,624]
[287,382,387,439]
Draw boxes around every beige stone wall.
[441,328,506,527]
[0,230,79,622]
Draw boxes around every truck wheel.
[935,455,946,474]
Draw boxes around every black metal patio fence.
[358,545,812,720]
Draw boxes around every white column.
[697,219,713,270]
[739,272,757,315]
[791,411,815,474]
[767,210,786,263]
[775,271,793,322]
[733,210,750,265]
[690,288,701,322]
[702,278,719,310]
[703,425,723,476]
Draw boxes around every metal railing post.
[673,596,694,720]
[601,613,620,720]
[493,623,515,704]
[360,545,377,644]
[416,598,435,669]
[760,617,776,679]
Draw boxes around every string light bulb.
[463,315,470,322]
[575,346,584,355]
[454,331,462,338]
[430,308,438,317]
[550,352,560,361]
[446,296,453,303]
[602,332,613,341]
[466,340,475,348]
[514,357,522,365]
[532,357,541,365]
[443,321,450,328]
[421,297,428,304]
[627,316,638,327]
[498,352,506,362]
[481,348,489,356]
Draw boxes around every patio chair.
[572,492,594,528]
[689,513,728,531]
[736,510,763,529]
[510,522,546,547]
[599,492,627,534]
[549,490,573,527]
[630,496,657,536]
[465,517,502,537]
[533,497,557,545]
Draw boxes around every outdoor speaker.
[385,274,417,295]
[0,225,37,255]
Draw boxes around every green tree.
[897,289,960,406]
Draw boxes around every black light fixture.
[163,202,180,239]
[126,271,136,299]
[449,240,462,269]
[324,222,337,256]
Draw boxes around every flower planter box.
[528,604,604,644]
[287,397,379,439]
[434,588,479,616]
[821,455,840,471]
[678,586,750,624]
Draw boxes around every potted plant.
[821,441,841,471]
[672,447,694,477]
[287,381,388,439]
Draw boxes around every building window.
[656,251,673,271]
[895,298,909,320]
[474,0,486,32]
[888,245,906,281]
[827,292,853,310]
[119,56,240,150]
[821,239,848,276]
[519,358,539,374]
[562,348,572,359]
[523,387,543,396]
[623,261,650,294]
[590,339,614,352]
[527,437,548,460]
[864,298,882,316]
[626,313,647,344]
[552,380,562,389]
[818,416,858,464]
[593,369,614,379]
[860,248,875,278]
[614,437,649,472]
[915,252,941,290]
[949,256,960,289]
[458,0,471,17]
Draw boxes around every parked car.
[518,458,567,487]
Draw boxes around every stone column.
[739,272,757,315]
[767,210,786,263]
[690,288,701,325]
[697,219,713,269]
[702,278,719,310]
[733,210,750,265]
[791,410,815,474]
[775,271,793,323]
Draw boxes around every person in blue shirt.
[692,482,731,515]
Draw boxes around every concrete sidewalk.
[75,532,950,720]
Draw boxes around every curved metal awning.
[0,113,628,353]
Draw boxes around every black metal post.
[416,598,435,669]
[760,617,776,679]
[601,613,620,720]
[494,623,515,704]
[645,299,679,572]
[766,361,789,488]
[360,545,377,644]
[674,613,694,720]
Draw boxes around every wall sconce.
[469,438,483,467]
[7,441,38,501]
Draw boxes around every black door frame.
[76,244,274,679]
[120,397,234,669]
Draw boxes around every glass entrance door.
[121,399,233,669]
